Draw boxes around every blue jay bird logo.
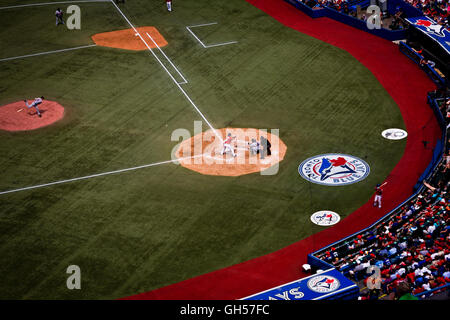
[307,275,340,293]
[314,277,335,289]
[318,156,356,181]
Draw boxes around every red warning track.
[0,100,64,132]
[122,0,442,300]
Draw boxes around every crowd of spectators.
[402,0,450,27]
[299,0,408,30]
[305,0,358,14]
[322,173,449,299]
[315,91,449,300]
[299,0,450,30]
[314,0,350,12]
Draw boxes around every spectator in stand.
[420,59,436,69]
[396,281,419,300]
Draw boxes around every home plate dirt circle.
[175,128,287,176]
[0,100,65,132]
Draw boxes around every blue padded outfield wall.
[241,268,359,300]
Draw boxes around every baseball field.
[0,0,427,299]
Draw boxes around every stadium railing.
[399,42,447,88]
[414,283,450,299]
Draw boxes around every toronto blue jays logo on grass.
[307,275,340,293]
[299,153,370,186]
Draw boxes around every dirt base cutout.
[175,128,287,176]
[0,100,65,132]
[91,27,168,51]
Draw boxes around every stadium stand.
[310,86,449,299]
[401,0,450,26]
[299,0,407,29]
[285,0,411,40]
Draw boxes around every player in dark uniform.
[55,8,64,26]
[259,136,272,159]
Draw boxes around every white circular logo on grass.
[311,211,340,226]
[381,128,407,140]
[307,275,340,293]
[299,154,370,186]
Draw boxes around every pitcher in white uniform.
[24,96,44,117]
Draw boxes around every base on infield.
[175,128,287,176]
[91,27,168,51]
[0,100,65,132]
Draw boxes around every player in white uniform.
[24,96,44,117]
[166,0,172,12]
[222,133,237,157]
[373,182,387,208]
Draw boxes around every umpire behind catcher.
[260,136,271,159]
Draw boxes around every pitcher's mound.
[91,27,168,51]
[175,128,287,176]
[0,100,65,132]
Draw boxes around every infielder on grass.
[24,97,44,117]
[166,0,172,12]
[222,133,237,157]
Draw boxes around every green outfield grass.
[0,0,406,299]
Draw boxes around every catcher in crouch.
[248,138,260,156]
[222,133,237,157]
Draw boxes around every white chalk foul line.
[204,41,238,49]
[186,23,238,49]
[0,0,109,10]
[109,0,222,142]
[188,22,219,28]
[145,32,188,85]
[186,26,208,48]
[0,155,202,196]
[0,44,97,62]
